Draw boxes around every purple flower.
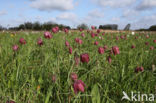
[74,56,80,66]
[73,80,85,94]
[80,53,90,63]
[81,33,85,37]
[19,38,26,44]
[97,29,101,33]
[44,31,52,39]
[135,66,144,73]
[12,45,19,51]
[52,75,56,82]
[65,41,70,47]
[131,45,135,49]
[145,42,149,45]
[107,56,112,64]
[69,47,72,54]
[37,38,43,46]
[91,33,95,38]
[150,46,154,50]
[98,47,104,54]
[103,45,108,50]
[112,46,120,55]
[6,100,15,103]
[91,26,95,30]
[94,41,98,45]
[70,73,78,81]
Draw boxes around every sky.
[0,0,156,30]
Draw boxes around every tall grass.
[0,31,156,103]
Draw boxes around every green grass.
[0,31,156,103]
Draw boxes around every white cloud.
[0,10,7,16]
[136,0,156,10]
[56,12,80,26]
[79,10,105,27]
[30,0,74,11]
[56,12,77,20]
[122,9,138,18]
[93,0,136,8]
[55,9,105,28]
[88,9,104,18]
[132,14,156,29]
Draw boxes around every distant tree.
[99,25,103,29]
[18,24,25,30]
[24,22,33,30]
[42,21,59,30]
[33,22,41,30]
[136,28,148,31]
[149,25,156,31]
[3,21,71,31]
[65,26,71,30]
[77,23,89,30]
[0,25,3,31]
[58,24,64,30]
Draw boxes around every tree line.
[0,22,156,31]
[0,21,71,31]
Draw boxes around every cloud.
[78,9,106,27]
[122,9,138,18]
[56,12,79,26]
[136,0,156,10]
[93,0,136,8]
[0,10,7,16]
[132,14,156,29]
[88,9,104,18]
[56,12,77,20]
[55,9,105,27]
[30,0,74,11]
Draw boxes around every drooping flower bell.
[107,56,112,64]
[150,46,154,50]
[94,41,98,45]
[65,41,70,47]
[135,66,144,73]
[70,73,78,81]
[37,38,43,46]
[91,26,95,30]
[19,38,26,44]
[131,45,135,49]
[44,31,52,39]
[12,45,19,51]
[73,80,85,94]
[103,45,108,50]
[69,47,72,54]
[6,100,15,103]
[98,47,104,54]
[112,46,120,55]
[81,33,85,37]
[80,53,90,63]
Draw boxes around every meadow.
[0,28,156,103]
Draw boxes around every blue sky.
[0,0,156,29]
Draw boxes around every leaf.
[91,84,101,103]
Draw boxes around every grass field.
[0,30,156,103]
